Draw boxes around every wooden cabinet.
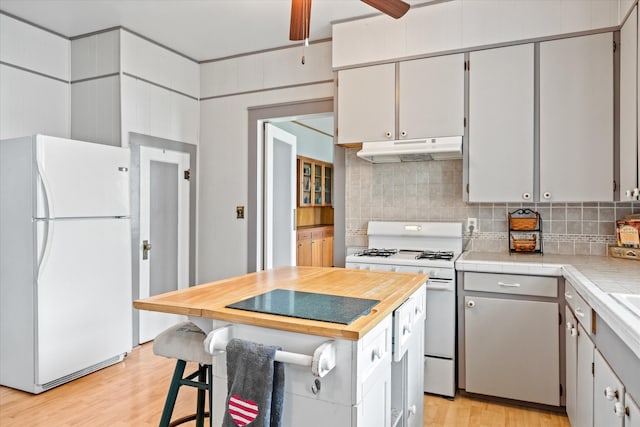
[468,44,534,202]
[337,54,464,144]
[620,5,639,201]
[461,272,560,406]
[298,156,332,207]
[594,349,626,427]
[539,33,614,202]
[296,226,333,267]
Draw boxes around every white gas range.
[345,221,463,397]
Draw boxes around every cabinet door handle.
[466,300,475,308]
[522,192,531,200]
[401,130,407,137]
[614,402,625,417]
[385,131,392,138]
[570,327,577,337]
[543,192,552,199]
[566,321,573,331]
[564,292,573,299]
[407,405,417,417]
[604,386,619,401]
[498,281,521,288]
[575,307,586,318]
[371,346,383,362]
[403,324,412,335]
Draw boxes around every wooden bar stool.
[153,321,213,427]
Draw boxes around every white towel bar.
[203,325,337,378]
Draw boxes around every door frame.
[247,98,344,273]
[129,132,197,346]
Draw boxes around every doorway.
[137,146,190,343]
[248,98,343,272]
[129,133,197,345]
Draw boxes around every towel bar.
[203,325,337,377]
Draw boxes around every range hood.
[356,136,462,163]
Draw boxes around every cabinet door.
[540,33,614,202]
[311,238,323,266]
[406,325,425,427]
[620,6,638,200]
[626,393,640,427]
[299,159,312,206]
[322,236,333,267]
[464,296,559,405]
[576,323,595,427]
[565,306,578,426]
[468,44,534,202]
[594,349,625,427]
[296,238,312,266]
[337,63,395,144]
[313,163,323,205]
[399,54,464,139]
[323,165,332,205]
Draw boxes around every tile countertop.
[456,252,640,360]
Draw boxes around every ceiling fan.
[290,0,411,41]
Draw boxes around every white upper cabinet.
[337,55,464,145]
[399,54,464,140]
[468,44,534,202]
[337,63,395,144]
[540,33,614,202]
[620,6,639,201]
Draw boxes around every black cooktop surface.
[225,289,380,325]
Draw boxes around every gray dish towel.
[222,338,285,427]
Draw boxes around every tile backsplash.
[345,148,639,256]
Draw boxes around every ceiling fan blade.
[290,0,312,41]
[361,0,410,19]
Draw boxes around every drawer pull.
[498,281,521,288]
[575,307,586,318]
[614,402,625,418]
[566,321,573,331]
[570,327,577,337]
[408,405,417,417]
[565,292,573,299]
[403,325,412,335]
[371,347,383,362]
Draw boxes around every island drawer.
[358,316,391,384]
[464,272,558,298]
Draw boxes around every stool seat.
[153,321,212,366]
[153,321,213,427]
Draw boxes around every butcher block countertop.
[134,266,427,340]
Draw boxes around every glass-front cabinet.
[297,156,332,207]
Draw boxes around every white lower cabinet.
[594,349,625,427]
[626,393,640,427]
[464,295,559,405]
[576,323,595,427]
[565,306,578,425]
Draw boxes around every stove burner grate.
[355,248,398,257]
[415,250,455,260]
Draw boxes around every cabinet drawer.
[565,279,592,333]
[393,285,426,362]
[359,316,391,383]
[464,272,558,297]
[311,230,324,239]
[297,230,312,240]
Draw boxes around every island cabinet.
[134,267,427,427]
[336,54,464,145]
[539,32,614,202]
[458,272,562,407]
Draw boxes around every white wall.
[0,13,69,139]
[198,41,333,282]
[333,0,621,68]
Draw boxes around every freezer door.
[36,218,132,385]
[35,135,130,218]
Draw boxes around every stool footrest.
[168,412,211,427]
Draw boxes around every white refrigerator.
[0,134,133,394]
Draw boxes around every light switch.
[236,206,245,219]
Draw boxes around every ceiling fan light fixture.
[360,0,410,19]
[290,0,312,41]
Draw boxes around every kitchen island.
[134,266,427,427]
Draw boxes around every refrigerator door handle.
[36,149,54,219]
[37,219,54,281]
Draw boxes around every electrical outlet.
[467,218,478,233]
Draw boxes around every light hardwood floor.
[0,343,571,426]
